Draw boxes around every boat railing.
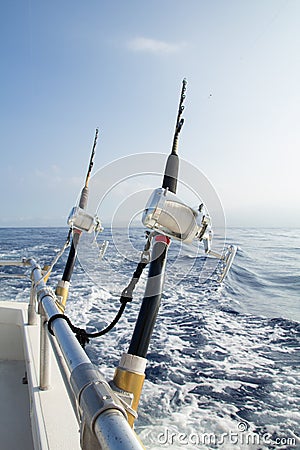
[0,258,144,450]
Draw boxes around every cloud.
[127,36,184,54]
[34,166,82,190]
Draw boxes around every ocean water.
[0,227,299,449]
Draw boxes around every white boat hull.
[0,301,81,450]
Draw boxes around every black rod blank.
[162,79,187,194]
[128,238,169,358]
[60,129,99,284]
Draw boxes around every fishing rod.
[48,81,236,430]
[112,79,187,427]
[112,79,237,427]
[128,79,187,356]
[55,129,100,312]
[162,78,187,194]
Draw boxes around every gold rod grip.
[112,353,147,427]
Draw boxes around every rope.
[47,303,129,348]
[47,313,90,347]
[48,235,152,347]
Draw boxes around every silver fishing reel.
[142,187,212,244]
[142,187,237,280]
[67,206,103,233]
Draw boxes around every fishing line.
[33,229,72,288]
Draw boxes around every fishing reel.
[67,206,103,233]
[142,188,211,245]
[142,187,237,281]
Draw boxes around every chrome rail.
[0,259,30,267]
[0,259,30,277]
[0,258,143,450]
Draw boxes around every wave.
[0,227,299,449]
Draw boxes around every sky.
[1,0,300,228]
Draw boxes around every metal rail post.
[26,258,143,450]
[28,278,38,325]
[39,304,51,390]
